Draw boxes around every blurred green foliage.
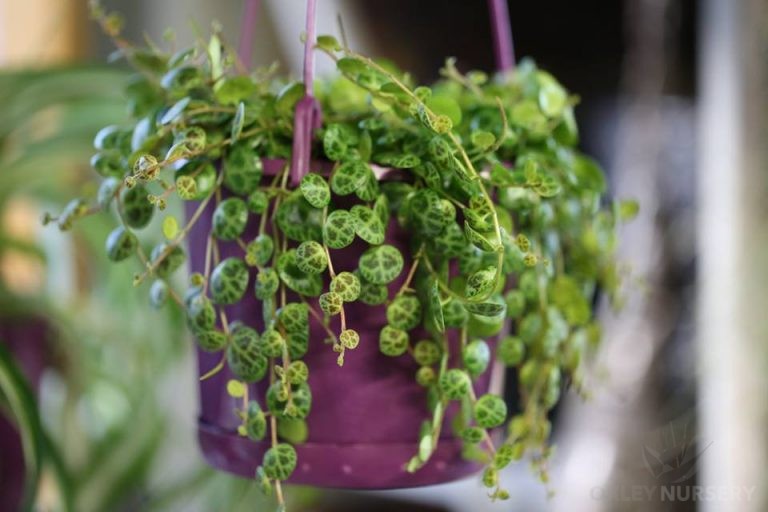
[0,66,280,511]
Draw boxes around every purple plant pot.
[187,160,505,489]
[0,317,50,511]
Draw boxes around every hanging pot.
[187,0,516,489]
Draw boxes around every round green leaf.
[162,215,179,239]
[196,329,228,352]
[286,361,309,384]
[386,295,422,330]
[175,161,217,200]
[413,340,441,366]
[98,177,120,209]
[323,124,349,161]
[465,266,497,301]
[105,226,137,262]
[323,209,357,249]
[245,234,274,267]
[91,151,124,178]
[407,189,446,236]
[463,339,491,377]
[498,336,525,366]
[504,290,526,318]
[275,191,323,242]
[277,418,309,444]
[276,250,323,297]
[355,175,380,202]
[210,257,249,304]
[149,279,168,308]
[358,244,404,285]
[426,95,462,125]
[339,329,360,349]
[467,295,507,338]
[330,272,360,302]
[246,189,269,214]
[93,125,122,150]
[416,366,436,387]
[511,99,549,138]
[286,330,309,359]
[379,325,408,356]
[254,267,279,300]
[227,380,246,398]
[358,277,389,305]
[442,299,468,328]
[120,185,154,229]
[223,142,263,196]
[275,81,304,114]
[493,443,523,470]
[519,270,540,302]
[262,443,297,480]
[296,241,327,274]
[351,205,385,245]
[427,136,453,166]
[227,326,268,382]
[474,394,507,428]
[267,381,312,420]
[278,302,309,334]
[319,292,343,315]
[299,173,331,208]
[461,426,485,444]
[186,292,216,333]
[537,71,568,118]
[439,369,471,400]
[150,243,186,278]
[519,312,543,344]
[245,401,267,441]
[259,328,285,358]
[330,161,371,196]
[212,197,248,240]
[432,222,468,259]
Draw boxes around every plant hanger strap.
[488,0,515,72]
[290,0,322,186]
[238,0,516,185]
[238,0,261,69]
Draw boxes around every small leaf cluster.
[48,14,637,509]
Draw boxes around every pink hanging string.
[488,0,515,71]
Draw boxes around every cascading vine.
[47,4,637,510]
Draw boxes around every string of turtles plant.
[46,4,637,510]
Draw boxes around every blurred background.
[0,0,766,511]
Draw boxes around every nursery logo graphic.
[590,418,756,504]
[641,419,709,484]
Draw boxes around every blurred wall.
[0,0,87,65]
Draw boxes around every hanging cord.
[282,0,514,185]
[290,0,322,186]
[488,0,515,71]
[237,0,261,69]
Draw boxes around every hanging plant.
[46,2,637,509]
